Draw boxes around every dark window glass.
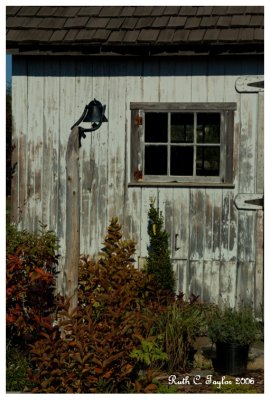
[171,113,194,143]
[197,113,220,144]
[196,146,220,176]
[145,113,168,143]
[170,146,193,176]
[141,110,224,180]
[145,145,167,175]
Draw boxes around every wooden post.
[64,126,80,313]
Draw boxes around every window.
[130,103,236,186]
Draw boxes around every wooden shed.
[7,6,264,313]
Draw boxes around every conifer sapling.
[146,201,175,294]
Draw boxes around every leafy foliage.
[130,339,168,367]
[6,223,59,269]
[153,297,209,372]
[6,341,34,392]
[208,306,259,345]
[6,223,60,344]
[6,84,16,197]
[146,201,175,293]
[29,218,167,393]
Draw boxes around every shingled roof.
[6,6,264,56]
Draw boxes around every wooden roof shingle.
[6,5,264,56]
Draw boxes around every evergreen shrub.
[146,201,175,294]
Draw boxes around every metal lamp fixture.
[71,99,108,144]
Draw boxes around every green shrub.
[208,306,259,345]
[6,341,34,392]
[6,223,60,345]
[29,218,167,393]
[146,201,175,294]
[6,223,59,271]
[130,338,169,367]
[154,298,208,372]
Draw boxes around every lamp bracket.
[71,99,107,142]
[79,127,87,148]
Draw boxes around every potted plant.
[208,306,259,375]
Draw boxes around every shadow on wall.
[12,56,264,77]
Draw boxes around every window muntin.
[144,111,221,179]
[130,103,236,185]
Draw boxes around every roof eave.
[6,42,264,57]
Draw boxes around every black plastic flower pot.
[213,342,249,376]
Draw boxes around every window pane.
[171,113,194,143]
[197,113,220,144]
[170,146,193,176]
[145,113,168,143]
[196,146,220,176]
[145,145,167,175]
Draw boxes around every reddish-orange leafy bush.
[29,218,169,393]
[6,224,59,344]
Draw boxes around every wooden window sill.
[128,181,235,188]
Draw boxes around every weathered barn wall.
[11,56,264,312]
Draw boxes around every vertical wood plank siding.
[11,56,263,311]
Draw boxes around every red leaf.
[94,367,103,375]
